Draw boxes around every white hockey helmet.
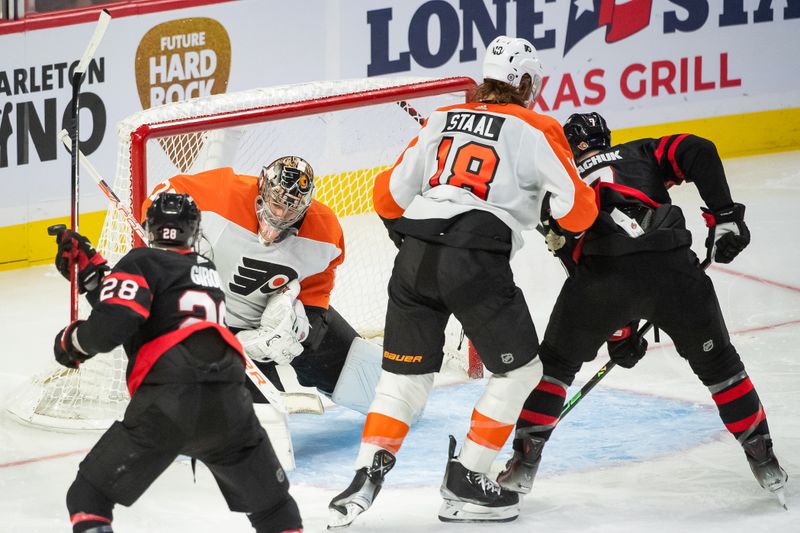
[256,156,315,244]
[483,36,544,106]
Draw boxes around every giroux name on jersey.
[190,265,221,288]
[443,111,505,141]
[577,150,622,174]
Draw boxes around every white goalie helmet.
[256,156,315,244]
[483,35,544,107]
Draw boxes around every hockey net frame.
[7,76,482,431]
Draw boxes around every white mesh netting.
[6,77,479,430]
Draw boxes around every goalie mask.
[256,156,315,244]
[563,112,612,160]
[145,193,201,249]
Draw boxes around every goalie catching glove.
[701,203,750,264]
[54,228,109,293]
[236,280,310,365]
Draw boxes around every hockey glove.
[607,322,648,369]
[54,229,109,293]
[53,320,88,369]
[701,203,750,264]
[236,282,309,365]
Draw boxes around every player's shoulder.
[297,200,343,247]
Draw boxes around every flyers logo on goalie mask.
[229,257,298,296]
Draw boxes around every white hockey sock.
[459,359,541,473]
[354,371,434,469]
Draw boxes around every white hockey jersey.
[373,101,597,251]
[144,168,344,330]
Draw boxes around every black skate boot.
[742,434,788,509]
[439,435,520,523]
[497,429,546,494]
[327,449,396,529]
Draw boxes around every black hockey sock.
[514,376,569,450]
[66,474,114,533]
[708,371,770,443]
[248,494,302,533]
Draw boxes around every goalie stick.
[66,9,112,322]
[558,257,712,421]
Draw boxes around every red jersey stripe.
[103,298,150,319]
[666,134,689,181]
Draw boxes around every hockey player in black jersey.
[53,193,302,533]
[497,112,787,508]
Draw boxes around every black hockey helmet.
[563,112,611,159]
[145,193,201,248]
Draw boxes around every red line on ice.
[0,449,87,468]
[710,265,800,294]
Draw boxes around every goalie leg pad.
[331,337,384,414]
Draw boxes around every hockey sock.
[66,474,114,533]
[355,372,434,467]
[459,359,540,473]
[515,375,569,450]
[248,494,302,533]
[708,371,770,443]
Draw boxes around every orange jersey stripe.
[361,412,410,455]
[297,201,344,309]
[142,167,259,233]
[373,134,422,220]
[465,408,514,451]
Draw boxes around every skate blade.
[438,499,519,523]
[327,503,364,530]
[775,487,788,511]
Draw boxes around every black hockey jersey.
[76,247,244,395]
[573,134,734,258]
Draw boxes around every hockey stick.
[66,9,112,321]
[396,100,425,125]
[58,130,148,243]
[558,257,712,421]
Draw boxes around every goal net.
[7,76,481,431]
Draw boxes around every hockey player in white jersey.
[144,157,379,418]
[327,36,598,527]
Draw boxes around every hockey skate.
[439,435,520,523]
[496,430,546,494]
[327,449,396,529]
[742,434,788,509]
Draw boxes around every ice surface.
[1,151,798,532]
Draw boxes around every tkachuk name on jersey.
[577,150,622,174]
[443,111,505,141]
[190,265,221,288]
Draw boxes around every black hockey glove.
[701,203,750,264]
[607,322,648,369]
[53,320,88,369]
[539,217,577,276]
[54,229,109,293]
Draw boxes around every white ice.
[1,151,799,532]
